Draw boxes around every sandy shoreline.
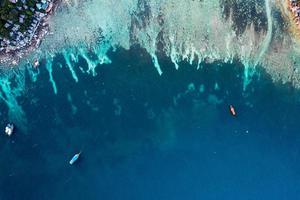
[276,0,300,41]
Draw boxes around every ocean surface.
[1,46,300,199]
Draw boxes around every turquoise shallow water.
[0,47,300,199]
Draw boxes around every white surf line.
[254,0,273,67]
[243,0,273,90]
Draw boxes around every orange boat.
[229,105,236,116]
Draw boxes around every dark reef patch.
[221,0,268,34]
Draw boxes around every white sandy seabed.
[0,0,299,129]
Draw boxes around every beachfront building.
[0,0,53,51]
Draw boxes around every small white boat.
[5,124,14,136]
[33,59,39,68]
[69,152,81,165]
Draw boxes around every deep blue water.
[1,47,300,199]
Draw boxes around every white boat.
[69,152,81,165]
[5,124,14,136]
[33,59,39,68]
